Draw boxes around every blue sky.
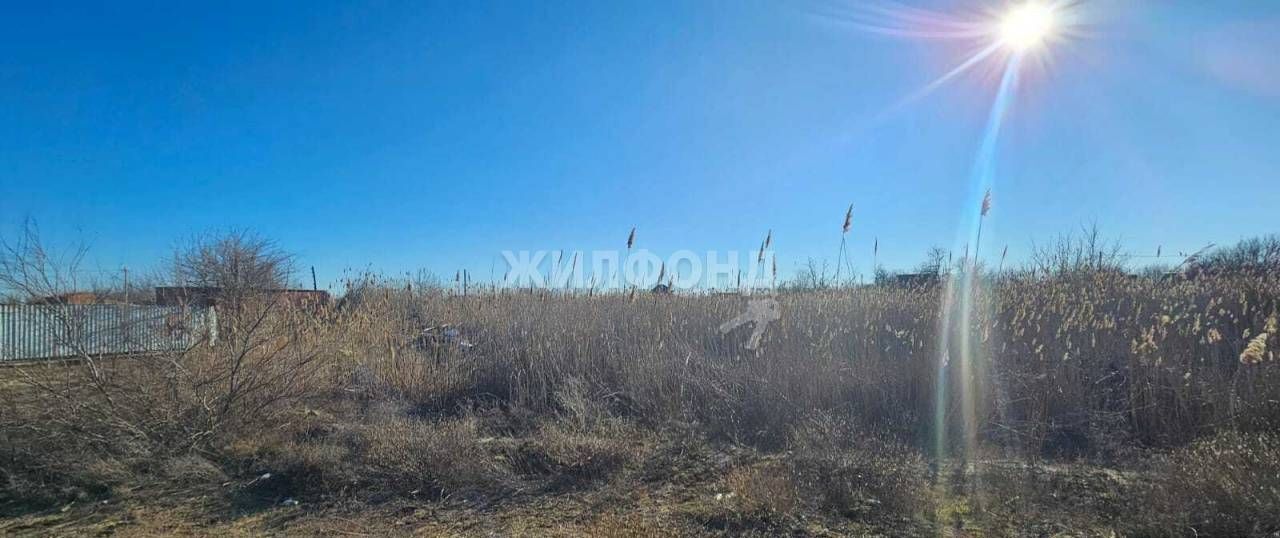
[2,1,1278,288]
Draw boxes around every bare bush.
[0,229,337,512]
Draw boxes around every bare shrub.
[0,228,339,511]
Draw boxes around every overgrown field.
[3,272,1280,536]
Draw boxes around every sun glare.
[999,3,1055,51]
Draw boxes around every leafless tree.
[918,246,949,276]
[167,231,333,434]
[1028,223,1127,277]
[789,258,833,290]
[172,230,294,293]
[1198,235,1280,276]
[0,220,89,302]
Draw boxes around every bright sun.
[999,3,1055,51]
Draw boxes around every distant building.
[892,273,943,287]
[154,286,331,308]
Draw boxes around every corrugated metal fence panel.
[0,304,216,361]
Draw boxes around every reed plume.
[1240,331,1270,365]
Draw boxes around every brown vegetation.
[2,232,1280,535]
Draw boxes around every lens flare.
[824,0,1081,465]
[999,3,1055,51]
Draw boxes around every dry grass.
[1139,431,1280,536]
[335,271,1280,455]
[787,414,935,519]
[3,269,1280,535]
[724,461,800,518]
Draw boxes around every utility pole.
[311,266,318,291]
[122,266,129,304]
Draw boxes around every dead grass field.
[3,270,1280,536]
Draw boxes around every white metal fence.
[0,304,217,361]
